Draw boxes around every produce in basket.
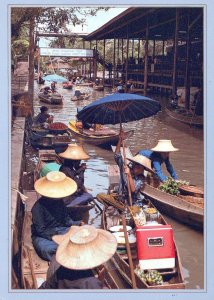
[159,177,189,195]
[135,267,163,285]
[48,122,68,130]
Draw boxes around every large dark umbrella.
[77,92,161,204]
[76,93,161,125]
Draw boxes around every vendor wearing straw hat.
[39,225,117,289]
[97,130,153,207]
[138,139,179,182]
[59,144,94,207]
[31,171,84,262]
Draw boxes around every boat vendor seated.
[33,106,53,127]
[74,86,83,98]
[96,130,153,207]
[138,139,179,183]
[39,225,117,289]
[51,81,56,92]
[58,144,94,208]
[43,86,51,95]
[31,171,84,261]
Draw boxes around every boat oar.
[121,214,137,289]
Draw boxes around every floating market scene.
[10,5,204,292]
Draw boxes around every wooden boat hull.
[107,157,204,231]
[21,190,119,289]
[38,92,63,105]
[143,183,204,230]
[101,206,185,289]
[30,130,73,149]
[68,121,124,146]
[165,108,203,127]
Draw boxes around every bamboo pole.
[184,14,191,110]
[113,38,116,87]
[103,39,106,85]
[121,214,137,289]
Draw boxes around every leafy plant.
[159,177,189,195]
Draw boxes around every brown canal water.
[25,82,204,289]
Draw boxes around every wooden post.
[132,38,134,58]
[28,16,35,115]
[89,41,92,79]
[103,39,106,85]
[122,39,124,63]
[117,39,120,78]
[184,14,191,110]
[172,8,179,98]
[144,18,149,96]
[93,48,97,81]
[126,37,129,84]
[153,39,156,59]
[113,38,116,87]
[137,39,140,64]
[162,40,165,56]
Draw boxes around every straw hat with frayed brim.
[151,140,179,152]
[55,225,117,270]
[34,171,77,198]
[59,143,89,160]
[127,154,154,173]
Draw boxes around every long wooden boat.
[101,203,185,289]
[94,85,104,91]
[165,107,203,127]
[21,190,119,289]
[68,120,134,147]
[108,162,203,231]
[71,93,92,101]
[38,88,63,105]
[29,128,73,149]
[34,149,95,221]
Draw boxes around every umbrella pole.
[120,122,133,207]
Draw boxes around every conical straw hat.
[52,226,79,244]
[127,154,153,173]
[58,143,89,160]
[151,140,179,152]
[56,225,117,270]
[34,171,77,198]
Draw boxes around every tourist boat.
[68,120,134,147]
[107,155,204,231]
[62,81,73,89]
[165,107,203,127]
[94,85,104,91]
[101,202,185,289]
[20,189,119,289]
[38,88,63,105]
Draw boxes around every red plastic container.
[136,224,175,270]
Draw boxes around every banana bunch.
[136,268,163,285]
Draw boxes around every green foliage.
[159,177,189,195]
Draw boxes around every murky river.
[26,81,204,289]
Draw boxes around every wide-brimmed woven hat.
[127,154,153,173]
[58,143,89,160]
[34,171,77,198]
[55,225,117,270]
[75,86,81,90]
[151,140,179,152]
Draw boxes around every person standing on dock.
[138,139,179,183]
[58,143,94,208]
[39,225,117,289]
[31,171,84,261]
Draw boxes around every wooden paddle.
[121,214,137,288]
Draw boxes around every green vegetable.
[159,177,189,195]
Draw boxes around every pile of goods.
[129,206,146,226]
[159,177,189,195]
[48,122,68,130]
[135,267,163,286]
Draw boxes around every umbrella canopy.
[76,93,161,125]
[42,74,68,83]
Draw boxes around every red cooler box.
[136,224,175,270]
